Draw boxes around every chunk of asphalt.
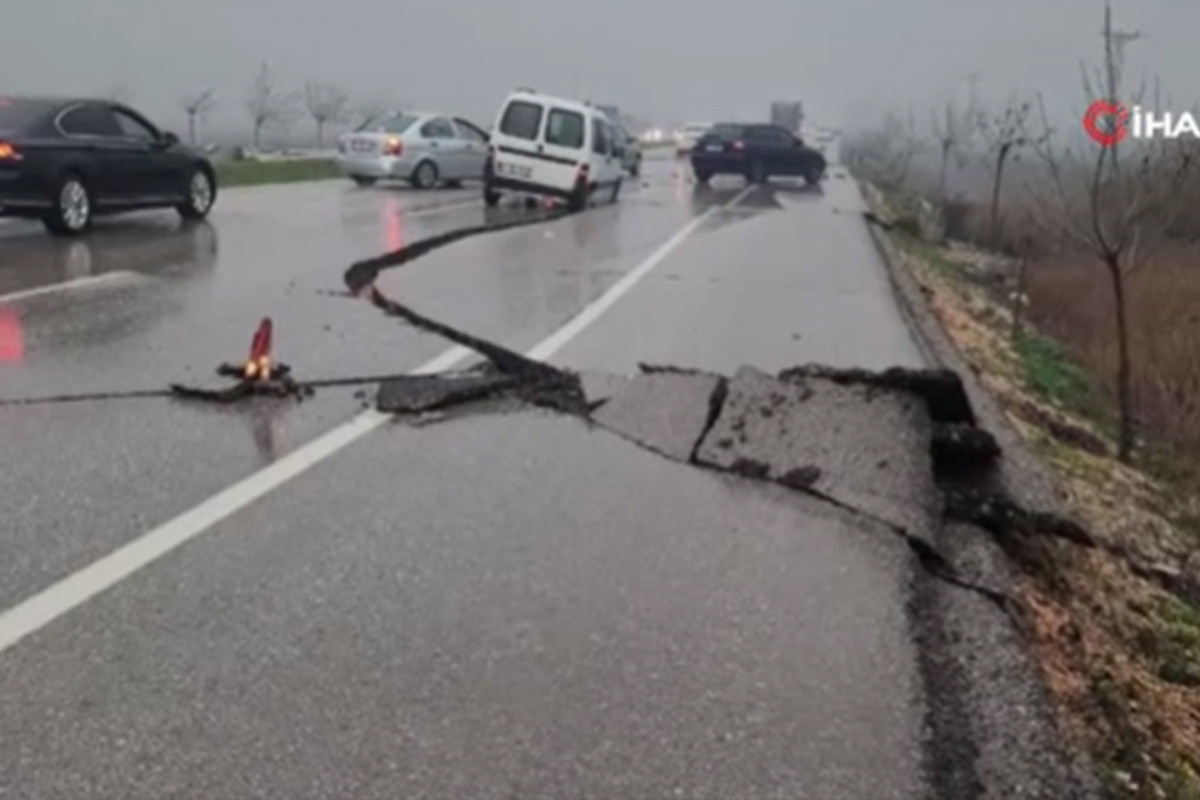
[376,369,519,414]
[930,422,1001,471]
[578,372,634,409]
[779,364,976,425]
[592,371,724,463]
[696,366,940,540]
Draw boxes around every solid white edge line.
[0,272,140,303]
[0,187,752,657]
[527,185,754,361]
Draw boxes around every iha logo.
[1083,100,1200,145]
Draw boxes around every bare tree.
[843,105,924,191]
[179,89,217,147]
[878,105,925,189]
[979,96,1039,246]
[1024,1,1193,462]
[352,96,399,128]
[929,75,983,201]
[244,63,299,150]
[303,82,350,148]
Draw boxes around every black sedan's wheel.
[178,168,216,220]
[803,165,824,186]
[693,170,712,184]
[42,174,93,236]
[411,160,439,189]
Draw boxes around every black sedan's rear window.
[705,124,745,140]
[0,98,53,133]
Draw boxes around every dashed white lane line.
[0,272,142,303]
[0,185,754,657]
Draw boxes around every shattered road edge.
[864,204,1105,800]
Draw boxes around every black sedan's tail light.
[0,141,21,161]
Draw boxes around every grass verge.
[214,159,342,188]
[865,184,1200,800]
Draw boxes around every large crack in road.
[335,208,1094,620]
[0,201,1105,798]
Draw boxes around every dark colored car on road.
[0,96,217,236]
[690,122,826,186]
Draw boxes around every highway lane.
[0,156,936,798]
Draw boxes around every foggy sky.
[1,0,1193,137]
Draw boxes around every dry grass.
[884,220,1200,800]
[1024,253,1200,466]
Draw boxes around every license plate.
[499,162,532,179]
[351,139,374,153]
[705,144,723,152]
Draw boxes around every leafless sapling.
[303,82,350,148]
[244,63,299,149]
[1023,1,1192,462]
[979,96,1038,246]
[929,76,983,201]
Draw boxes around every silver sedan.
[335,112,490,189]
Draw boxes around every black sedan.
[690,123,826,186]
[0,96,216,236]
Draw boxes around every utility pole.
[1103,0,1141,100]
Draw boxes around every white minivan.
[484,89,625,212]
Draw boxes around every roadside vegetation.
[845,3,1200,797]
[214,158,341,188]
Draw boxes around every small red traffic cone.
[244,317,272,380]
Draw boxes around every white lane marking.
[528,185,754,360]
[0,189,751,657]
[0,272,141,303]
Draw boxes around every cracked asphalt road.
[0,154,1035,799]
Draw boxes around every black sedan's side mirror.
[161,131,180,147]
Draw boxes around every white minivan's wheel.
[43,174,92,236]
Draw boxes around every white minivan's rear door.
[492,99,547,186]
[537,106,588,191]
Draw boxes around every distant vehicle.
[595,106,642,178]
[675,122,713,155]
[613,125,643,177]
[690,122,826,185]
[595,104,621,125]
[807,126,837,153]
[0,96,217,236]
[484,88,624,212]
[770,101,804,135]
[336,111,490,189]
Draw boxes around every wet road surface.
[0,155,938,798]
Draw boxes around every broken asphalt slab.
[694,366,940,542]
[377,368,520,414]
[591,370,724,463]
